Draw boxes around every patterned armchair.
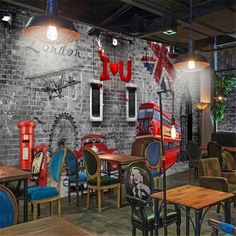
[124,163,181,236]
[28,148,67,220]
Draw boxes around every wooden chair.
[207,141,223,168]
[131,139,148,157]
[0,184,18,228]
[186,141,201,181]
[145,141,161,188]
[65,148,87,206]
[199,158,236,212]
[82,147,120,213]
[124,163,181,236]
[28,148,67,220]
[6,151,45,199]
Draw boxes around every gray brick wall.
[0,1,201,166]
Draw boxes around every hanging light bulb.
[47,25,58,41]
[188,60,195,70]
[174,0,209,72]
[22,0,80,44]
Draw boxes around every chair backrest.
[186,141,200,163]
[131,139,147,157]
[65,148,79,177]
[49,148,67,190]
[83,147,100,183]
[208,219,236,236]
[30,151,44,184]
[207,141,223,167]
[124,163,153,202]
[0,184,18,228]
[222,150,235,171]
[145,141,161,176]
[199,158,222,177]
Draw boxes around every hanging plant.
[212,74,236,122]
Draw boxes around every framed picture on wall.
[126,84,137,122]
[90,80,103,122]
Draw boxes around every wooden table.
[0,165,30,222]
[151,185,234,236]
[223,146,236,154]
[0,216,92,235]
[201,145,236,154]
[98,153,145,206]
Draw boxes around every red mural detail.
[98,51,132,83]
[109,63,118,75]
[147,41,176,83]
[119,60,132,83]
[98,50,110,81]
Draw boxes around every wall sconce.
[214,95,225,102]
[195,102,209,146]
[112,38,118,46]
[2,13,12,27]
[195,102,209,111]
[2,13,12,26]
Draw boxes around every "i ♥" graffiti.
[98,50,132,83]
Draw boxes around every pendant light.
[174,0,209,72]
[22,0,80,44]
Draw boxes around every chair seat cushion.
[150,169,159,177]
[69,172,87,182]
[88,175,120,186]
[132,206,179,226]
[28,186,59,201]
[132,205,154,224]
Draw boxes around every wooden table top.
[223,146,236,154]
[200,145,236,154]
[0,216,93,236]
[0,165,30,183]
[98,153,145,165]
[151,185,234,210]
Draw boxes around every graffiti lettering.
[25,41,81,58]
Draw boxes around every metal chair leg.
[132,226,136,236]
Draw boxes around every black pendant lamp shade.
[174,53,209,72]
[174,0,209,72]
[22,0,80,44]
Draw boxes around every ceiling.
[2,0,236,49]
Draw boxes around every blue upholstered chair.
[145,141,161,188]
[208,219,236,236]
[0,184,18,228]
[65,148,87,206]
[28,148,67,220]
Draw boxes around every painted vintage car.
[74,134,118,170]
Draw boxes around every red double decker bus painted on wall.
[135,102,181,170]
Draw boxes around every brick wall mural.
[0,1,202,166]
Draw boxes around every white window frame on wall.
[126,83,137,122]
[90,80,103,122]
